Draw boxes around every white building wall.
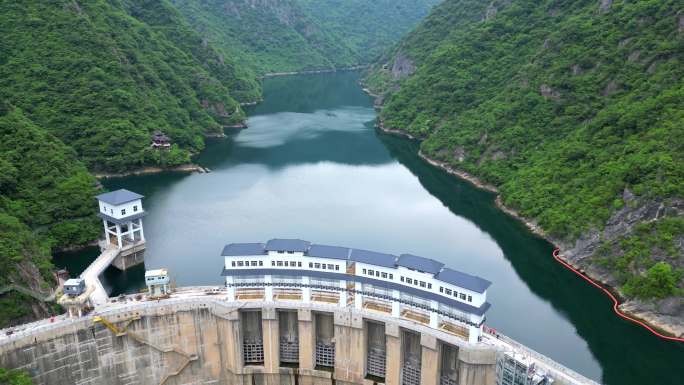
[223,254,487,316]
[99,199,143,220]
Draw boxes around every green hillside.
[296,0,441,63]
[0,102,99,327]
[368,0,684,300]
[170,0,359,75]
[0,0,251,173]
[170,0,441,75]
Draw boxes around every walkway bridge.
[78,240,146,306]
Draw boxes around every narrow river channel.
[55,72,684,385]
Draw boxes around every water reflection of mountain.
[247,72,373,115]
[199,120,392,171]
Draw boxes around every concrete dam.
[0,190,598,385]
[0,295,594,385]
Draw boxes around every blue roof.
[436,268,492,293]
[349,249,396,268]
[222,243,265,256]
[308,244,350,260]
[397,254,444,274]
[265,239,311,252]
[96,189,144,206]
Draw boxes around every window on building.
[445,289,452,295]
[406,278,412,284]
[453,292,458,298]
[251,261,257,266]
[231,261,236,267]
[321,264,326,270]
[315,263,321,269]
[381,272,387,278]
[460,293,466,300]
[309,262,313,268]
[238,261,244,267]
[244,261,249,266]
[277,261,283,267]
[278,251,284,254]
[401,276,405,282]
[259,261,263,266]
[467,295,472,302]
[389,274,393,279]
[298,262,302,267]
[110,209,113,214]
[420,281,426,288]
[376,271,380,277]
[428,283,432,289]
[290,261,296,267]
[440,286,444,293]
[328,264,334,270]
[363,269,367,274]
[272,261,275,266]
[287,251,294,254]
[368,269,374,276]
[335,265,339,271]
[121,209,126,215]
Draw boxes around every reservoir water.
[54,72,684,385]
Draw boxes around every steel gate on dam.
[0,296,595,385]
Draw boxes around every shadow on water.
[378,132,684,385]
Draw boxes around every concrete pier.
[77,241,145,306]
[0,294,598,385]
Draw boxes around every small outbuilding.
[145,269,170,298]
[63,278,86,296]
[151,131,171,149]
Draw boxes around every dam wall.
[0,295,591,385]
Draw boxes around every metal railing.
[483,329,600,385]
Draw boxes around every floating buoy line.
[552,248,684,343]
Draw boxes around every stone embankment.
[260,65,368,79]
[94,163,211,178]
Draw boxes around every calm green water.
[54,72,684,384]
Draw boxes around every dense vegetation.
[368,0,684,299]
[296,0,441,63]
[170,0,357,76]
[0,102,99,326]
[170,0,440,75]
[0,0,248,172]
[0,368,33,385]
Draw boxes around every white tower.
[96,189,145,249]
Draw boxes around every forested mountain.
[169,0,357,76]
[296,0,441,64]
[367,0,684,327]
[0,0,250,173]
[170,0,441,75]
